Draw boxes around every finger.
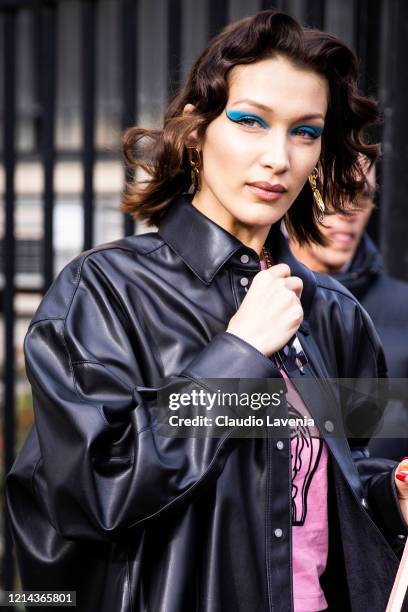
[395,480,408,503]
[396,459,408,483]
[283,277,303,299]
[266,263,291,279]
[398,457,408,471]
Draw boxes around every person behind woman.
[6,10,408,612]
[289,159,408,462]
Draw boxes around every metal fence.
[1,0,408,592]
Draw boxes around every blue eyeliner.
[226,110,323,138]
[291,125,323,138]
[226,109,269,128]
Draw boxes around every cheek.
[354,211,371,236]
[291,144,321,184]
[318,224,332,242]
[202,123,255,176]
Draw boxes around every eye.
[226,110,269,129]
[238,117,265,128]
[291,126,323,140]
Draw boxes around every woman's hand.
[395,458,408,524]
[226,263,303,357]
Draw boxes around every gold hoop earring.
[187,147,202,192]
[308,167,325,223]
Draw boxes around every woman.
[6,10,408,612]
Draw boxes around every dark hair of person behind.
[121,9,380,246]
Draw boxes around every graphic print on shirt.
[290,400,323,526]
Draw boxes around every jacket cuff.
[368,465,408,537]
[181,331,283,380]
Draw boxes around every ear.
[182,103,200,148]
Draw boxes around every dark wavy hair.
[121,10,380,245]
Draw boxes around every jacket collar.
[158,193,317,320]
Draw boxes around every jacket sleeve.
[349,303,408,545]
[7,255,283,543]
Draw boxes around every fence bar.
[354,0,383,246]
[167,0,182,103]
[2,7,17,592]
[121,0,137,237]
[1,0,41,7]
[354,0,382,98]
[40,1,57,290]
[208,0,228,39]
[81,0,97,250]
[261,0,286,11]
[304,0,325,28]
[380,0,408,280]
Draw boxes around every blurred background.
[1,0,407,596]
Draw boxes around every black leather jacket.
[6,194,408,612]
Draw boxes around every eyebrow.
[230,99,325,122]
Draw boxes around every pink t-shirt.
[280,368,329,612]
[259,257,329,611]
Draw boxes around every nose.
[258,129,290,175]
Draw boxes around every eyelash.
[290,127,322,140]
[238,117,264,128]
[227,111,323,140]
[226,112,268,129]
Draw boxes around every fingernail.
[396,473,408,482]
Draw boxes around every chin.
[324,255,351,272]
[235,205,286,227]
[243,214,282,229]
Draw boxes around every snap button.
[324,420,334,433]
[397,534,406,540]
[240,254,250,264]
[276,441,284,450]
[274,528,283,538]
[361,498,368,509]
[240,277,249,287]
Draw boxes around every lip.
[329,231,356,246]
[247,181,287,193]
[246,182,288,202]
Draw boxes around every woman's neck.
[192,193,271,257]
